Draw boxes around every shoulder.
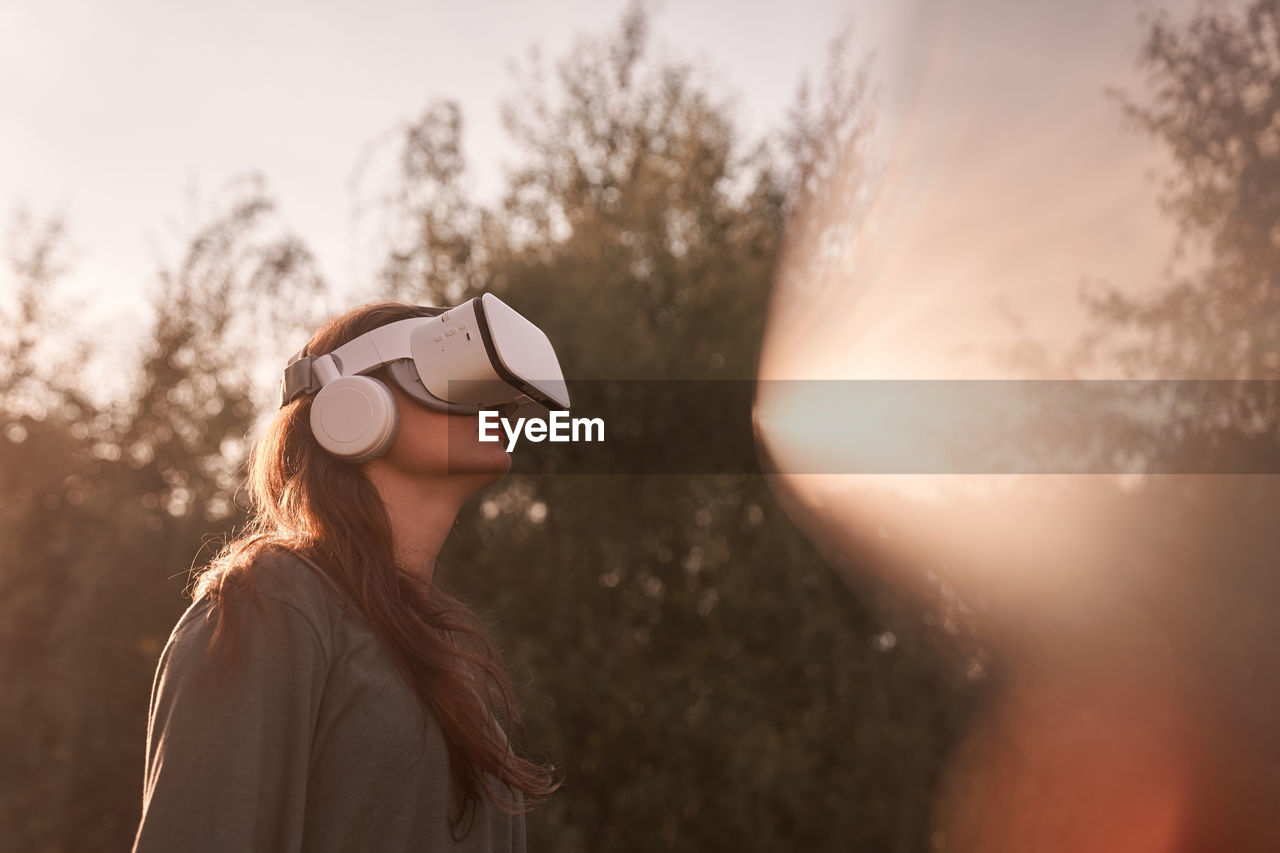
[242,547,350,618]
[186,547,350,652]
[148,552,342,733]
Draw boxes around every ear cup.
[310,376,399,462]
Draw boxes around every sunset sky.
[1,0,859,320]
[761,0,1199,384]
[4,0,1202,382]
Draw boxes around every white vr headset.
[280,293,571,462]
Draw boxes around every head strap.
[279,306,447,408]
[280,352,318,407]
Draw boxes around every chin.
[446,446,512,483]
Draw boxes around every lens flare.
[757,0,1280,847]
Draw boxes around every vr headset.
[280,293,570,462]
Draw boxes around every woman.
[132,302,558,852]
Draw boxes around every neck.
[362,467,480,585]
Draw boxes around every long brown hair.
[191,301,557,833]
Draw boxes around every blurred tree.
[1090,1,1280,382]
[941,3,1280,848]
[365,5,975,851]
[0,208,101,846]
[0,176,325,851]
[363,99,486,305]
[1100,2,1280,838]
[2,5,980,853]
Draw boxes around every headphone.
[308,370,402,463]
[298,307,452,463]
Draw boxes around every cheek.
[382,408,509,477]
[387,415,452,473]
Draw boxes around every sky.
[0,0,861,321]
[761,0,1200,384]
[3,0,1206,395]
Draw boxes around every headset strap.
[280,352,318,407]
[278,309,449,408]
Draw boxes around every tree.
[936,4,1280,848]
[1096,4,1280,840]
[2,6,978,851]
[362,6,974,851]
[1091,2,1280,379]
[0,175,326,851]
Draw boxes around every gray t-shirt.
[133,550,527,853]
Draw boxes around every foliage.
[372,8,972,851]
[0,6,978,852]
[1090,0,1280,381]
[0,179,324,850]
[1049,2,1280,842]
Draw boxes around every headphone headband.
[279,306,446,408]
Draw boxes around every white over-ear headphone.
[295,309,437,463]
[310,374,401,463]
